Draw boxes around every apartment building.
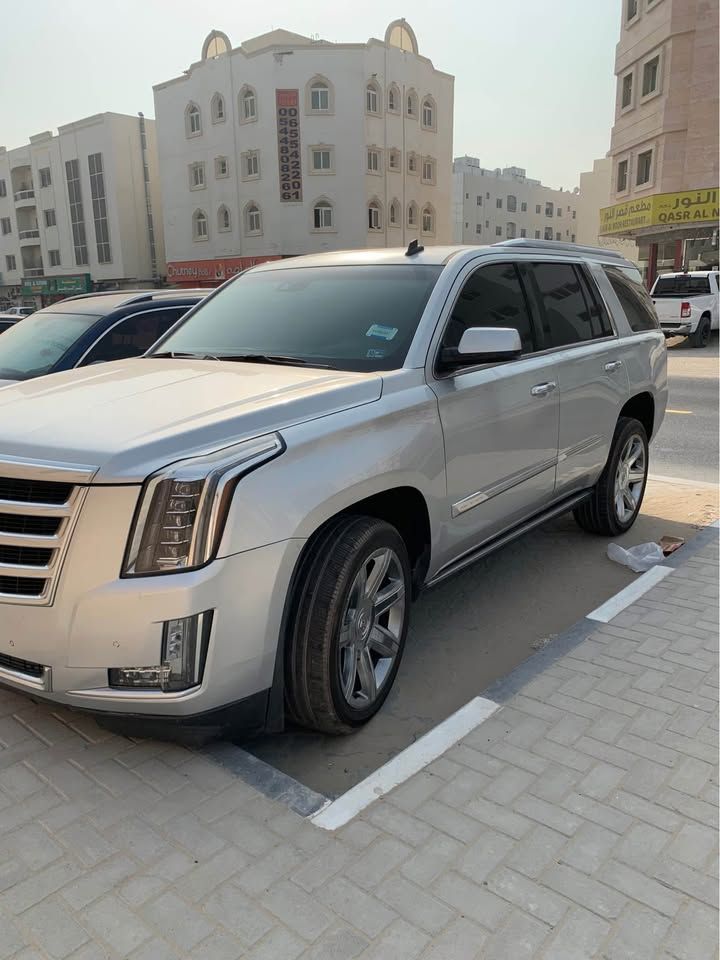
[152,20,454,283]
[575,157,639,262]
[602,0,719,280]
[0,112,165,305]
[452,157,579,246]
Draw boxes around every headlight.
[123,433,283,576]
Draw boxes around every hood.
[0,358,382,482]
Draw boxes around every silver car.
[0,240,667,738]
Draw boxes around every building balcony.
[23,267,44,277]
[14,189,36,206]
[19,230,40,243]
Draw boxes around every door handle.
[604,359,623,372]
[530,381,557,397]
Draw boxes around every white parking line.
[311,695,500,830]
[586,565,672,623]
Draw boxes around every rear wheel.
[573,417,649,536]
[285,515,410,734]
[690,315,711,348]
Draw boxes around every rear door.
[525,260,629,496]
[428,259,560,563]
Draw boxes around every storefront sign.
[276,89,302,202]
[166,256,280,285]
[21,274,91,296]
[600,189,719,235]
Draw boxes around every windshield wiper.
[149,351,221,360]
[212,353,333,369]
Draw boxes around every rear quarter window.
[604,265,659,333]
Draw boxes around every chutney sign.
[276,89,303,202]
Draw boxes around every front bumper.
[0,485,304,719]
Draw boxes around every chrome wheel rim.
[338,548,405,708]
[614,434,646,523]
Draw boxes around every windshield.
[0,311,101,380]
[151,265,443,372]
[653,275,711,297]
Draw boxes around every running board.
[426,490,592,589]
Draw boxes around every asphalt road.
[245,475,718,797]
[651,334,719,484]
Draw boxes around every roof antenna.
[405,238,424,256]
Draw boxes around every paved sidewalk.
[0,532,717,960]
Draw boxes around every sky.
[1,0,621,190]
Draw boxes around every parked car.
[0,313,22,335]
[0,241,666,739]
[650,269,719,347]
[4,306,35,317]
[0,289,207,387]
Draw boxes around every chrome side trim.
[431,489,592,587]
[452,458,558,518]
[0,663,52,693]
[557,434,603,463]
[0,456,97,485]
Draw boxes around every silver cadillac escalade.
[0,240,667,738]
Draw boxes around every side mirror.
[439,327,522,369]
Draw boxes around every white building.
[452,156,580,246]
[153,21,454,283]
[575,157,639,262]
[0,112,164,305]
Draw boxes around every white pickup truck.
[650,270,719,347]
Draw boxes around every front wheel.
[285,515,411,734]
[573,417,649,536]
[690,316,711,348]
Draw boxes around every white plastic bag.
[607,541,665,573]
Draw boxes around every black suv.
[0,289,206,387]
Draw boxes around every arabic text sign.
[600,188,719,235]
[276,89,302,202]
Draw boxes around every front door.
[429,260,560,565]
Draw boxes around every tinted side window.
[604,265,659,332]
[81,309,185,365]
[530,262,606,347]
[576,267,614,338]
[0,321,15,334]
[442,262,536,354]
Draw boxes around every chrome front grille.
[0,457,96,606]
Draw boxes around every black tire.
[285,515,411,734]
[690,315,711,348]
[573,417,649,537]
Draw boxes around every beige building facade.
[602,0,718,282]
[576,157,639,262]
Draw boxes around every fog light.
[108,611,213,691]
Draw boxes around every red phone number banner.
[276,89,302,202]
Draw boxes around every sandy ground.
[246,477,719,796]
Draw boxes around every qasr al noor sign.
[600,188,719,236]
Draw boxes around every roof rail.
[57,288,207,305]
[58,289,150,303]
[495,238,627,261]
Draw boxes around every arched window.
[185,103,201,137]
[389,199,400,227]
[385,19,419,54]
[211,93,225,123]
[366,80,381,115]
[406,89,418,118]
[421,96,436,130]
[313,199,334,230]
[307,76,332,113]
[507,195,517,212]
[407,202,418,228]
[245,202,262,235]
[368,199,382,231]
[421,156,436,184]
[218,205,231,232]
[239,86,257,123]
[422,204,436,235]
[192,209,208,240]
[387,83,400,113]
[202,30,231,59]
